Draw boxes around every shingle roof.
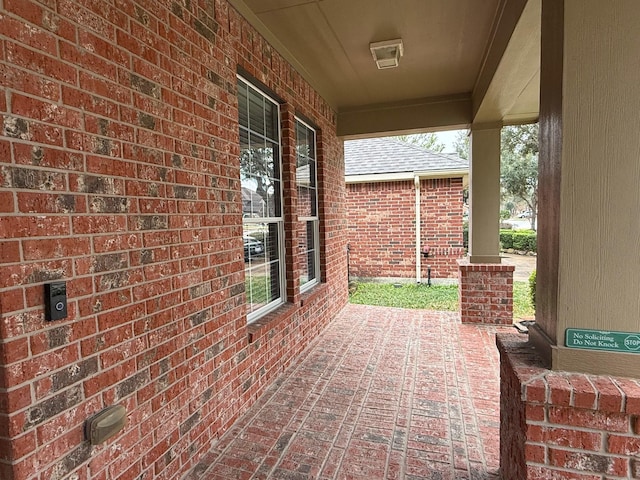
[344,137,468,176]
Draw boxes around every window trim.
[295,116,321,293]
[238,75,287,323]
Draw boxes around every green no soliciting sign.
[566,328,640,354]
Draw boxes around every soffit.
[473,0,541,125]
[231,0,541,133]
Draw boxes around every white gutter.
[346,168,468,184]
[415,174,421,283]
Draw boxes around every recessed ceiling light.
[370,39,404,69]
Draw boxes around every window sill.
[299,282,328,308]
[247,303,297,344]
[246,283,328,344]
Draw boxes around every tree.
[240,145,277,217]
[449,126,538,230]
[500,124,539,230]
[394,133,445,152]
[452,130,470,160]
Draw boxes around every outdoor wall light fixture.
[370,39,404,69]
[85,405,127,445]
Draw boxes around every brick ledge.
[497,333,640,414]
[247,283,330,343]
[457,258,516,272]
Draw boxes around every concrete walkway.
[501,253,536,282]
[184,305,514,479]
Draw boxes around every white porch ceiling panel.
[231,0,541,135]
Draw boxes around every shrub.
[500,229,514,249]
[529,270,536,308]
[513,231,536,251]
[500,229,537,253]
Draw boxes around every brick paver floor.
[184,304,514,480]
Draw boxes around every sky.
[435,129,466,153]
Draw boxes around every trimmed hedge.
[500,229,537,253]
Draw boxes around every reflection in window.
[238,77,284,320]
[296,118,320,291]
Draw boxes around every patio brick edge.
[497,333,640,479]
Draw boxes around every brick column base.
[497,334,640,479]
[457,259,514,324]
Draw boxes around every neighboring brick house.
[0,2,347,480]
[345,137,468,283]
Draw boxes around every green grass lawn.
[512,281,535,319]
[349,281,535,319]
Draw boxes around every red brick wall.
[458,261,515,324]
[498,334,640,479]
[423,177,466,278]
[0,1,347,479]
[346,177,465,281]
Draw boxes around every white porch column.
[459,125,513,325]
[468,125,502,264]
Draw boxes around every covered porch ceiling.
[229,0,541,138]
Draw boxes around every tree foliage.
[394,133,445,152]
[448,126,538,230]
[501,124,539,230]
[240,146,277,217]
[452,130,470,160]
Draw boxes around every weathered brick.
[89,196,130,214]
[134,215,168,230]
[138,111,157,130]
[130,73,161,99]
[3,116,30,139]
[92,253,128,273]
[2,166,65,191]
[501,337,640,480]
[592,376,624,413]
[23,386,83,430]
[549,449,628,476]
[51,358,99,392]
[0,2,347,480]
[568,374,597,409]
[174,185,197,199]
[179,411,201,436]
[525,442,545,463]
[189,307,211,327]
[547,373,573,406]
[615,378,640,415]
[195,19,217,43]
[116,370,150,400]
[12,94,82,128]
[44,442,91,480]
[75,174,124,195]
[48,325,71,349]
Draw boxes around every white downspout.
[415,174,421,283]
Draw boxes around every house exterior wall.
[498,334,640,479]
[0,1,347,479]
[346,177,465,281]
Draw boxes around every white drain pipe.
[415,174,421,283]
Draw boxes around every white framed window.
[238,76,285,321]
[295,118,320,291]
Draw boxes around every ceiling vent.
[369,39,404,69]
